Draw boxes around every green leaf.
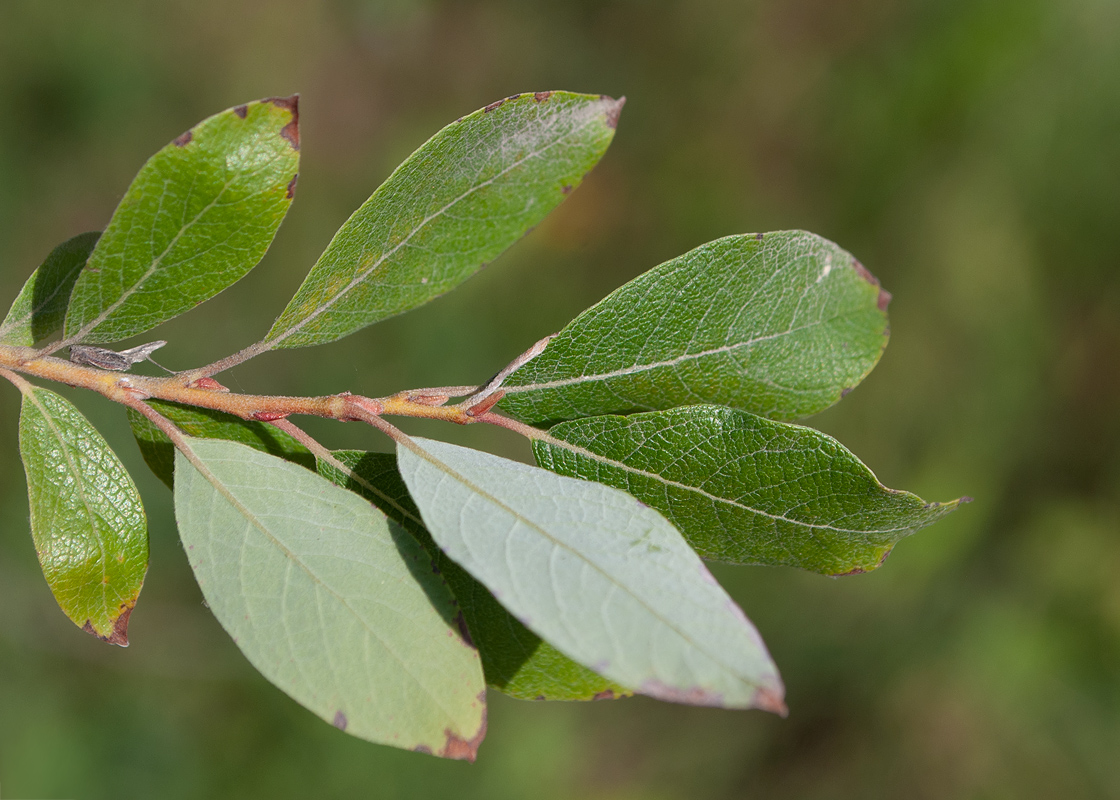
[319,451,630,702]
[127,399,313,489]
[63,97,301,344]
[264,91,623,350]
[397,438,785,711]
[535,406,966,576]
[500,230,892,425]
[173,438,486,758]
[0,232,100,346]
[17,386,147,645]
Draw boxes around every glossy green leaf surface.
[398,438,785,711]
[0,232,99,346]
[264,91,622,349]
[319,451,629,701]
[63,98,300,344]
[17,387,147,645]
[173,438,486,758]
[500,231,891,425]
[536,406,965,576]
[127,399,313,489]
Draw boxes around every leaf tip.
[852,258,891,312]
[264,94,301,150]
[602,95,626,129]
[82,604,134,647]
[438,692,488,762]
[752,685,788,717]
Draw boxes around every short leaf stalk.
[0,91,966,762]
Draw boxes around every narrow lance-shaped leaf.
[173,438,487,759]
[264,91,623,350]
[17,386,147,645]
[535,406,967,576]
[500,231,892,425]
[0,232,99,346]
[398,438,785,711]
[63,97,300,344]
[319,451,630,702]
[127,399,314,489]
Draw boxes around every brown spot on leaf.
[439,692,488,762]
[264,95,301,150]
[561,184,573,195]
[173,130,192,147]
[332,710,348,731]
[604,95,626,129]
[756,232,765,241]
[286,173,298,200]
[534,91,553,102]
[593,689,616,700]
[251,410,289,422]
[234,105,248,119]
[413,745,433,755]
[507,93,522,101]
[840,386,854,398]
[483,99,505,113]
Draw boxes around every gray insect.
[69,340,169,372]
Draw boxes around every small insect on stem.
[69,340,170,372]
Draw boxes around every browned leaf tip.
[603,95,626,129]
[173,130,193,147]
[264,94,300,150]
[752,686,789,717]
[852,259,891,312]
[82,605,134,647]
[439,692,488,762]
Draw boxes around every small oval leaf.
[397,438,785,711]
[63,97,301,344]
[18,387,148,645]
[500,230,891,425]
[264,91,623,349]
[0,232,100,346]
[535,406,966,575]
[173,438,487,758]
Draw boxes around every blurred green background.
[1,1,1118,797]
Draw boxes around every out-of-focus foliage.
[0,0,1117,797]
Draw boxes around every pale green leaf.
[500,230,891,425]
[0,232,99,346]
[264,91,623,349]
[63,98,300,344]
[397,438,785,711]
[320,451,629,701]
[173,438,487,758]
[17,387,147,645]
[535,406,966,576]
